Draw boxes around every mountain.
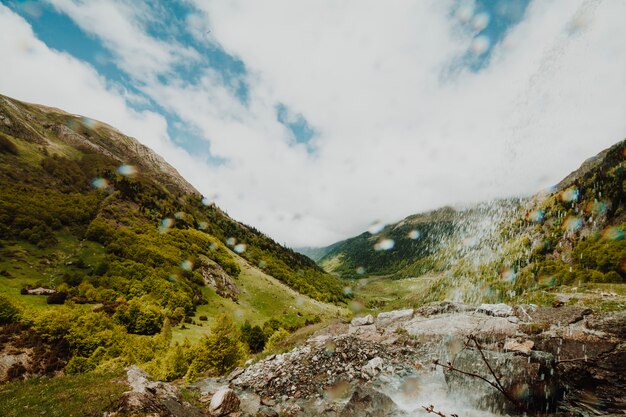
[316,139,626,307]
[0,93,347,384]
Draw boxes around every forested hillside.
[0,94,346,383]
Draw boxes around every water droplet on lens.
[374,239,395,251]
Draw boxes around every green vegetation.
[0,94,347,388]
[0,370,126,417]
[318,207,457,278]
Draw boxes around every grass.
[0,230,106,310]
[349,274,439,313]
[171,255,348,344]
[0,370,127,417]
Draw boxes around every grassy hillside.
[0,94,347,383]
[318,207,459,278]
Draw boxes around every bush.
[0,135,18,155]
[186,314,246,380]
[113,300,164,335]
[47,292,68,305]
[0,295,20,324]
[264,328,290,353]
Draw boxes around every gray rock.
[340,386,400,417]
[476,303,513,317]
[376,309,413,328]
[585,311,626,337]
[361,357,384,377]
[209,387,240,416]
[444,348,557,412]
[351,315,374,326]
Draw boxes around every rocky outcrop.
[376,309,413,329]
[445,348,558,412]
[199,257,240,301]
[112,366,205,417]
[340,386,401,417]
[209,387,240,416]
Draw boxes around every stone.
[118,366,204,417]
[351,315,374,326]
[526,306,592,326]
[503,338,534,354]
[340,386,399,417]
[376,309,413,328]
[348,323,377,335]
[444,349,558,413]
[200,258,240,301]
[585,311,626,338]
[362,357,384,377]
[209,388,240,416]
[477,303,513,317]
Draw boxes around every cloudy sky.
[1,0,625,247]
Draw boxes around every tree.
[186,314,246,380]
[247,325,266,353]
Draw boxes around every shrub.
[264,328,290,353]
[186,314,246,380]
[0,135,18,155]
[0,295,20,324]
[47,292,68,305]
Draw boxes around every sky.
[1,0,626,247]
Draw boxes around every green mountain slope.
[0,94,346,382]
[317,139,626,308]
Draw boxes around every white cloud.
[0,4,207,191]
[3,0,626,248]
[44,0,200,80]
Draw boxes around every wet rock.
[256,405,279,416]
[526,306,592,326]
[340,386,400,417]
[503,338,534,354]
[376,309,413,329]
[351,315,374,326]
[348,323,377,335]
[444,349,558,413]
[404,313,517,340]
[209,388,240,416]
[415,301,474,316]
[585,311,626,338]
[236,389,261,415]
[477,303,513,317]
[513,304,538,322]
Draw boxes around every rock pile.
[233,334,418,401]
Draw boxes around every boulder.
[351,315,374,326]
[503,338,534,354]
[118,366,204,417]
[476,303,513,317]
[376,309,413,328]
[362,357,385,377]
[444,349,558,413]
[340,386,400,417]
[585,311,626,337]
[200,257,240,301]
[209,388,240,416]
[415,301,474,316]
[526,306,592,326]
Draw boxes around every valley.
[0,93,624,416]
